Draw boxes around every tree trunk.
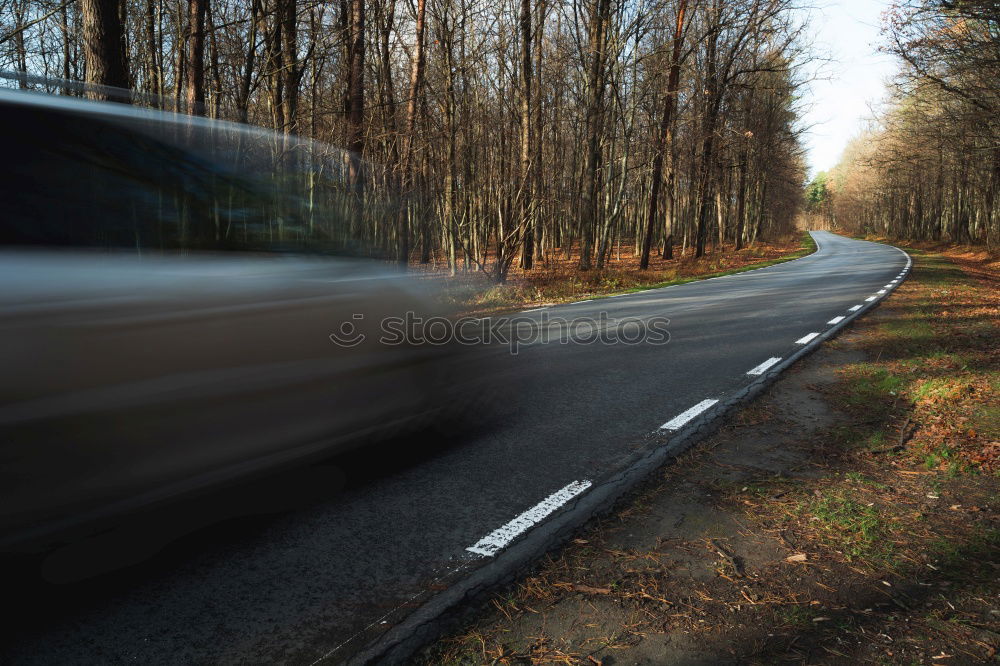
[237,0,262,123]
[281,0,299,134]
[186,0,207,115]
[346,0,366,184]
[578,0,611,271]
[640,0,687,269]
[397,0,426,267]
[143,0,161,99]
[518,0,534,269]
[695,15,720,258]
[81,0,129,100]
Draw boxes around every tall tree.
[185,0,206,114]
[346,0,365,184]
[81,0,129,99]
[578,0,612,270]
[280,0,299,133]
[518,0,534,269]
[396,0,426,266]
[640,0,687,269]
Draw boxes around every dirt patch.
[419,248,999,664]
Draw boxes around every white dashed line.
[659,399,719,431]
[885,284,895,288]
[746,357,782,376]
[795,332,820,344]
[828,316,845,325]
[865,296,877,302]
[877,289,887,295]
[849,305,862,312]
[466,480,593,557]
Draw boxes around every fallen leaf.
[572,584,611,595]
[786,553,808,563]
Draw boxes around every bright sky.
[800,0,898,179]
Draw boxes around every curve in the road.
[348,232,912,664]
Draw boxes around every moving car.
[0,88,478,551]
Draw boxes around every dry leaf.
[786,553,808,563]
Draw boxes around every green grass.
[923,444,957,470]
[839,364,905,412]
[845,471,889,490]
[911,376,972,403]
[865,429,888,451]
[805,491,893,562]
[773,604,815,629]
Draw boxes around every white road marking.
[885,283,895,288]
[827,316,845,325]
[795,332,820,344]
[521,307,545,313]
[659,399,719,431]
[849,305,862,312]
[747,357,782,376]
[865,296,877,302]
[573,299,593,304]
[466,480,593,557]
[878,289,887,295]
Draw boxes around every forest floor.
[417,243,999,665]
[418,233,814,317]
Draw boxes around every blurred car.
[0,88,481,551]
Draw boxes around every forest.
[1,0,811,281]
[814,0,999,248]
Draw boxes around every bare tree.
[81,0,129,98]
[185,0,205,114]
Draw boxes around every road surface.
[1,231,910,664]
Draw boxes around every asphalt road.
[1,231,910,664]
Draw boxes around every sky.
[799,0,898,179]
